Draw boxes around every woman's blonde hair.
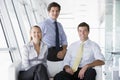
[30,25,42,41]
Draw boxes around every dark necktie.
[54,21,60,51]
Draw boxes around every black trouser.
[54,68,96,80]
[47,47,63,61]
[18,64,49,80]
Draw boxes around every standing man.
[54,22,105,80]
[38,2,68,77]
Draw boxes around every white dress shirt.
[63,39,105,68]
[21,41,48,71]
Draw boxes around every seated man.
[54,22,105,80]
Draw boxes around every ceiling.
[44,0,106,28]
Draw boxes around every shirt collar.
[80,38,89,44]
[28,40,44,48]
[48,17,56,23]
[28,41,34,47]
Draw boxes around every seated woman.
[18,25,49,80]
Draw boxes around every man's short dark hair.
[77,22,90,32]
[47,2,61,11]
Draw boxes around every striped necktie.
[72,42,84,72]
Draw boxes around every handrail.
[0,47,16,52]
[111,52,120,55]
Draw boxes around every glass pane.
[64,28,79,46]
[5,0,25,46]
[0,17,12,80]
[0,20,7,48]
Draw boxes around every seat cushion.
[47,60,63,77]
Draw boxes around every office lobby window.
[1,0,120,80]
[0,0,47,80]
